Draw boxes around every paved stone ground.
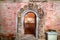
[21,34,37,40]
[38,39,45,40]
[20,34,45,40]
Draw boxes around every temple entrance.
[21,9,39,39]
[16,3,44,40]
[24,12,36,37]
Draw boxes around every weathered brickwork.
[0,2,60,40]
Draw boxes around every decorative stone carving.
[20,8,24,13]
[17,3,45,40]
[30,0,46,2]
[28,3,34,9]
[38,8,44,19]
[24,5,28,10]
[34,5,38,10]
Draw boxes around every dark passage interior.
[24,12,36,36]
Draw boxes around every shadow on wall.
[0,33,16,40]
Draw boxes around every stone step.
[21,34,37,40]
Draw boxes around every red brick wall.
[0,2,60,34]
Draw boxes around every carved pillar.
[38,8,44,39]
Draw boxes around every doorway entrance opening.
[24,12,36,37]
[21,10,39,39]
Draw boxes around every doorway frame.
[24,12,36,36]
[21,9,39,39]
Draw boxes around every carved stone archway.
[16,3,44,40]
[21,9,39,39]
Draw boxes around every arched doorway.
[16,3,44,40]
[21,10,39,38]
[24,12,36,37]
